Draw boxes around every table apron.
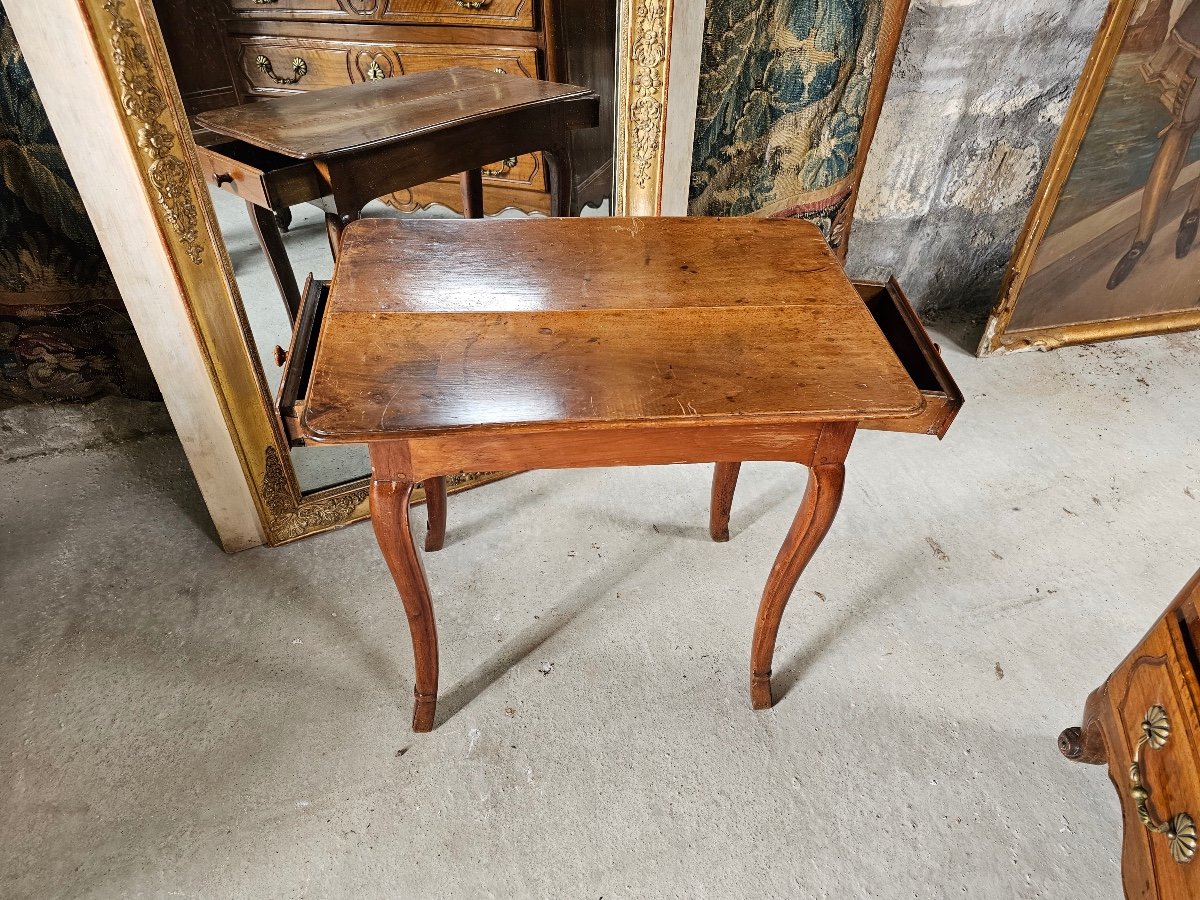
[315,99,597,212]
[366,422,844,482]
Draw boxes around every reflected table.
[281,216,963,731]
[193,67,598,321]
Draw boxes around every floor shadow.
[434,535,666,726]
[594,463,806,545]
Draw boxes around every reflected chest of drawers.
[218,0,614,216]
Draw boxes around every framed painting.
[982,0,1200,354]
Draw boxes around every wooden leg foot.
[371,479,440,732]
[749,424,852,712]
[750,669,774,710]
[1058,722,1107,765]
[710,462,741,542]
[413,689,437,733]
[423,476,447,552]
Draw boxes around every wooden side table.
[193,68,599,320]
[277,216,964,732]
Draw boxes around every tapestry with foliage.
[689,0,886,250]
[0,6,155,402]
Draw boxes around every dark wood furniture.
[151,0,243,143]
[1061,568,1200,898]
[276,216,963,732]
[193,68,598,318]
[216,0,615,217]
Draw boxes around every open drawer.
[195,141,323,210]
[854,277,963,439]
[277,276,964,446]
[276,276,329,446]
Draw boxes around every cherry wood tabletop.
[300,217,926,442]
[194,67,596,160]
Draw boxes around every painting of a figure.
[988,0,1200,349]
[689,0,906,255]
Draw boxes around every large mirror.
[9,0,691,548]
[149,0,619,496]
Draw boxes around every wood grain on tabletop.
[301,217,924,441]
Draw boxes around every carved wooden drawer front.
[229,0,351,16]
[380,0,535,30]
[234,38,355,94]
[230,0,536,29]
[1107,612,1200,899]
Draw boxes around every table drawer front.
[1107,612,1200,896]
[230,0,536,29]
[277,277,329,446]
[854,278,963,439]
[195,141,322,209]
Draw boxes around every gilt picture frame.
[982,0,1200,354]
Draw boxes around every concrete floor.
[3,324,1200,898]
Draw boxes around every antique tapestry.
[0,7,154,402]
[690,0,890,252]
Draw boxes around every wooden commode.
[155,0,617,216]
[1061,568,1200,899]
[277,216,964,732]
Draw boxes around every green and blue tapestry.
[689,0,886,250]
[0,6,154,401]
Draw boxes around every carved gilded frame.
[11,0,680,548]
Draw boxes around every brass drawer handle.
[255,54,308,86]
[1130,706,1197,864]
[455,0,492,8]
[482,157,518,177]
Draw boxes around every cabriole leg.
[370,479,440,732]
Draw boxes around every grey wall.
[846,0,1110,331]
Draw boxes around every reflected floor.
[209,187,607,493]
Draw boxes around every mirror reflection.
[151,0,616,493]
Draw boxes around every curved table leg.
[371,479,440,732]
[710,462,742,542]
[750,423,853,710]
[423,476,447,552]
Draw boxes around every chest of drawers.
[1062,568,1200,899]
[157,0,614,216]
